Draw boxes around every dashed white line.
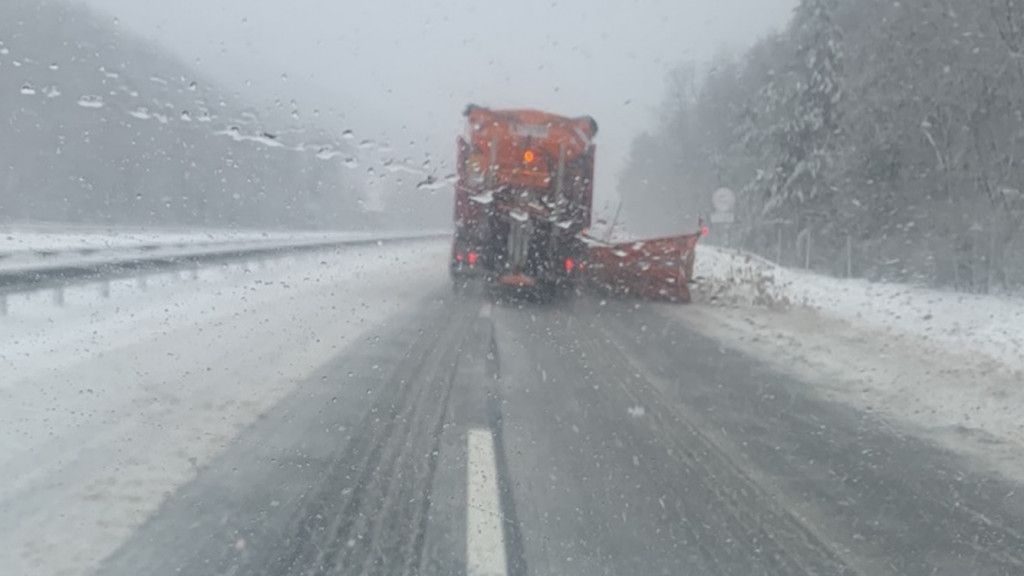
[466,428,508,576]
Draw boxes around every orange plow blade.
[584,233,700,302]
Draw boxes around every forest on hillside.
[621,0,1024,292]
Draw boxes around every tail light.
[455,252,464,262]
[467,251,479,266]
[564,257,575,273]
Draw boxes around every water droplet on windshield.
[20,84,36,96]
[77,95,105,108]
[341,129,355,139]
[188,81,197,91]
[180,110,192,121]
[291,109,299,120]
[49,63,59,70]
[280,72,288,81]
[343,157,358,168]
[315,147,340,160]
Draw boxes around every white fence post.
[846,235,853,278]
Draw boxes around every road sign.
[711,187,736,213]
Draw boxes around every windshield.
[3,1,1024,575]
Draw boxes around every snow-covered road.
[0,239,450,576]
[683,243,1024,482]
[4,236,1024,576]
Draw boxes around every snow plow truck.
[450,104,700,302]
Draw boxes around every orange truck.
[450,104,700,302]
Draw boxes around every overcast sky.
[80,0,796,212]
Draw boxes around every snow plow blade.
[584,233,700,302]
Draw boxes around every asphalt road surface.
[97,287,1024,576]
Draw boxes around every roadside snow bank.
[695,244,1024,374]
[682,243,1024,483]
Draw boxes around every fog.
[78,0,796,213]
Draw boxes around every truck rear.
[450,105,597,296]
[450,104,701,302]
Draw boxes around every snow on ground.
[0,222,447,275]
[677,243,1024,482]
[0,222,354,253]
[693,244,1024,373]
[0,238,450,576]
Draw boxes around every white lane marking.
[466,428,508,576]
[479,303,493,319]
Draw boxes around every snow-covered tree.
[745,0,843,214]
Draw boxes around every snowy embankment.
[693,244,1024,373]
[0,223,448,279]
[680,243,1024,482]
[0,238,450,576]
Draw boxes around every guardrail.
[0,231,450,313]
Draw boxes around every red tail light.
[467,251,478,266]
[564,257,575,273]
[455,252,464,262]
[700,225,710,237]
